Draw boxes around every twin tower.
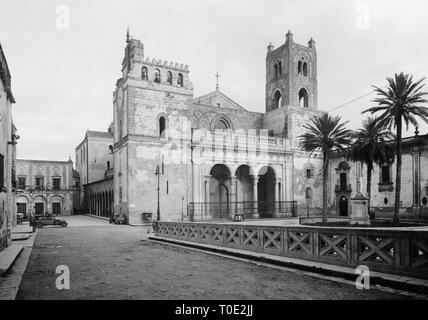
[120,30,318,116]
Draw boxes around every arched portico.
[257,166,277,217]
[209,164,231,219]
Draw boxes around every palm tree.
[363,73,428,223]
[299,113,352,222]
[348,117,394,215]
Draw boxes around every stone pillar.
[252,175,259,219]
[350,193,370,225]
[274,178,280,217]
[230,176,237,217]
[204,177,211,220]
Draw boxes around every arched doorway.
[209,164,231,219]
[339,196,348,216]
[258,166,276,217]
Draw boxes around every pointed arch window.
[177,73,183,86]
[214,118,230,130]
[159,116,166,138]
[154,69,161,83]
[298,58,308,77]
[273,90,282,109]
[142,67,148,80]
[298,88,309,108]
[167,71,172,84]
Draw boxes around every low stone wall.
[156,221,428,279]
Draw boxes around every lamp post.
[155,164,161,221]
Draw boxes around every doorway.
[35,203,44,215]
[339,196,348,216]
[52,202,61,215]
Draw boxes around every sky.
[1,0,428,161]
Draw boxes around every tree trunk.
[394,118,402,223]
[322,152,329,223]
[367,162,372,216]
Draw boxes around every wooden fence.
[156,221,428,279]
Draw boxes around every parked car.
[109,213,128,225]
[35,215,68,228]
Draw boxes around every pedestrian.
[30,213,36,232]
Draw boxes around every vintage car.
[35,215,68,228]
[109,213,128,225]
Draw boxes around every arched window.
[141,67,148,80]
[107,161,110,170]
[273,90,282,109]
[305,187,313,200]
[154,69,161,83]
[303,62,308,77]
[298,88,309,108]
[278,61,282,76]
[298,60,302,75]
[167,71,172,84]
[159,116,166,138]
[214,118,230,130]
[274,64,278,79]
[177,73,183,86]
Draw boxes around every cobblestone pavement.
[15,220,419,300]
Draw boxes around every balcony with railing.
[15,185,79,193]
[334,184,352,193]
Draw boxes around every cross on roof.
[215,72,220,91]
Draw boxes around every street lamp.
[155,164,161,221]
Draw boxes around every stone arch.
[156,113,168,138]
[272,89,282,109]
[17,195,29,218]
[166,71,173,84]
[235,164,255,202]
[141,66,148,80]
[257,166,277,217]
[209,164,232,219]
[51,195,64,215]
[210,114,234,131]
[177,73,183,86]
[298,88,309,108]
[33,195,47,215]
[154,68,161,83]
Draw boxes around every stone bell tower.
[265,30,318,112]
[263,31,321,141]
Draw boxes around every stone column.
[274,178,280,217]
[230,176,237,217]
[204,177,211,220]
[252,175,259,219]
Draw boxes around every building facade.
[75,129,114,218]
[76,31,428,225]
[0,43,17,252]
[15,159,77,217]
[329,134,428,218]
[109,31,324,225]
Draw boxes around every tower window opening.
[274,61,282,79]
[177,73,183,86]
[154,69,161,83]
[298,60,302,75]
[142,67,148,80]
[273,90,282,109]
[303,62,308,77]
[159,116,166,138]
[298,88,309,108]
[167,71,172,84]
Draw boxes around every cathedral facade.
[111,31,325,225]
